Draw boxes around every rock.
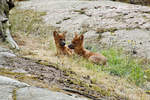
[0,76,29,100]
[0,52,16,57]
[84,30,98,39]
[101,29,150,58]
[0,46,16,64]
[0,75,88,100]
[18,0,150,58]
[0,65,3,68]
[112,0,150,6]
[16,87,87,100]
[11,69,28,74]
[0,76,29,88]
[0,85,15,100]
[0,46,12,52]
[0,75,87,100]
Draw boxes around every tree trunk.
[0,0,19,49]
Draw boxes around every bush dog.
[53,31,72,56]
[68,33,107,65]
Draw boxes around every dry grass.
[8,8,150,100]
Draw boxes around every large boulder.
[0,75,87,100]
[0,0,19,49]
[112,0,150,6]
[16,87,87,100]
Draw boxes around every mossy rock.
[112,0,150,6]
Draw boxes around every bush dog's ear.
[62,31,67,37]
[74,32,78,37]
[79,34,84,40]
[53,31,58,37]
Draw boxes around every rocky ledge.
[19,0,150,59]
[0,46,87,100]
[0,75,87,100]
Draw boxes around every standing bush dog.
[68,33,107,65]
[53,31,72,56]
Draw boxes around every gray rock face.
[0,46,16,64]
[16,87,86,100]
[112,0,150,6]
[0,75,29,100]
[101,29,150,58]
[0,52,16,57]
[0,85,15,100]
[0,47,11,52]
[19,0,150,58]
[0,76,29,87]
[0,75,87,100]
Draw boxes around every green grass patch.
[79,47,150,86]
[102,48,148,86]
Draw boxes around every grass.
[9,7,150,87]
[77,47,150,86]
[9,8,56,54]
[8,7,150,99]
[102,48,147,86]
[10,9,48,36]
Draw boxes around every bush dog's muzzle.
[59,40,66,47]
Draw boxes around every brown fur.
[53,31,72,56]
[69,33,107,65]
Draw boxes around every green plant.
[102,48,149,86]
[78,47,150,86]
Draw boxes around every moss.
[12,88,17,100]
[36,59,113,97]
[92,85,110,96]
[90,78,97,84]
[62,70,112,97]
[69,78,111,97]
[0,68,36,80]
[74,10,86,14]
[63,17,71,21]
[37,60,60,70]
[0,68,24,76]
[56,21,62,24]
[96,27,118,34]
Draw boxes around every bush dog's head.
[53,31,66,47]
[68,33,84,49]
